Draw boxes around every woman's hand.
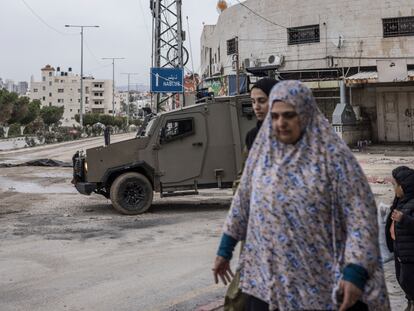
[212,256,234,285]
[338,280,363,311]
[391,210,404,222]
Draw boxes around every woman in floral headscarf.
[212,80,390,311]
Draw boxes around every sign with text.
[150,67,184,93]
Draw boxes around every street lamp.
[121,73,139,126]
[102,57,125,117]
[65,24,99,129]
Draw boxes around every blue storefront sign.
[150,67,184,93]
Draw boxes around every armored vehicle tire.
[110,172,153,215]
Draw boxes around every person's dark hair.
[250,78,278,97]
[392,166,410,180]
[392,166,414,195]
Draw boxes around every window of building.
[78,89,81,93]
[49,72,52,77]
[70,109,73,112]
[57,99,64,103]
[58,88,64,93]
[54,79,59,83]
[42,86,46,91]
[49,103,52,106]
[92,108,105,114]
[288,24,320,45]
[227,38,237,55]
[42,96,46,101]
[383,16,414,37]
[33,88,38,92]
[49,92,52,97]
[160,118,194,143]
[85,86,89,94]
[49,81,52,86]
[218,45,221,62]
[42,77,46,82]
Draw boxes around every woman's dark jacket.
[385,196,414,263]
[245,121,263,151]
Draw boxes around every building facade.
[200,0,414,144]
[30,65,119,127]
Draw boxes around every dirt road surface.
[0,139,411,310]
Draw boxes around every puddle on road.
[0,176,76,194]
[32,171,72,178]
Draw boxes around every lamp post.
[102,57,125,117]
[121,73,139,126]
[65,24,99,129]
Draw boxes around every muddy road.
[0,165,232,311]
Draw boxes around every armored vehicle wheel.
[110,172,153,215]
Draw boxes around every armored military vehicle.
[72,95,255,214]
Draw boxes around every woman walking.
[213,80,390,311]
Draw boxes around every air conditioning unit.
[253,59,261,67]
[212,64,220,75]
[268,54,285,67]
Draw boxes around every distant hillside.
[117,84,149,92]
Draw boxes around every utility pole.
[121,73,139,126]
[235,36,240,95]
[151,0,187,112]
[65,24,99,129]
[102,57,125,116]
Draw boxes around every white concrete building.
[30,65,120,126]
[201,0,414,144]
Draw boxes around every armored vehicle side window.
[160,118,194,143]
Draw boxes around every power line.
[21,0,77,36]
[235,0,287,29]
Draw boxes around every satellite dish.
[332,34,345,49]
[268,55,275,64]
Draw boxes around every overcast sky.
[1,0,230,87]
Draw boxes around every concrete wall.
[201,0,414,77]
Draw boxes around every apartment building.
[30,65,119,126]
[201,0,414,143]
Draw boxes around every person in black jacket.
[386,166,414,311]
[245,78,278,150]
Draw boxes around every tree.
[0,89,18,137]
[0,89,16,124]
[21,100,41,125]
[9,96,29,124]
[98,114,114,126]
[83,113,100,126]
[40,106,64,130]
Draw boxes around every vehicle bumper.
[74,182,97,195]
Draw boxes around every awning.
[346,70,414,85]
[345,71,378,85]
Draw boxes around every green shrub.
[8,123,21,137]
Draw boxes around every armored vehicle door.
[156,112,207,185]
